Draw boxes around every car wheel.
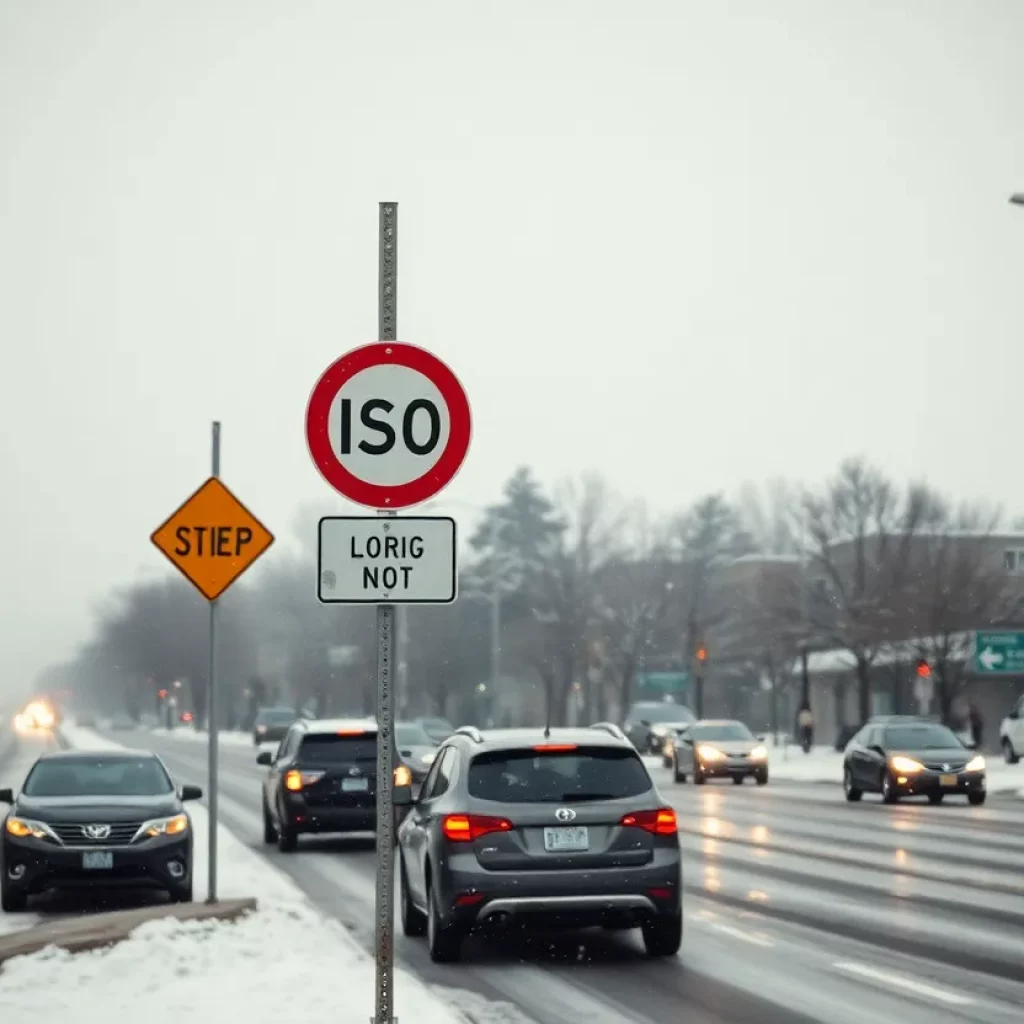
[641,912,682,957]
[968,791,987,806]
[1003,738,1020,765]
[881,773,899,804]
[276,803,298,852]
[673,761,687,784]
[693,767,706,785]
[755,769,769,786]
[927,793,944,805]
[0,880,27,913]
[662,755,672,769]
[732,776,744,785]
[262,798,278,844]
[400,856,427,937]
[843,766,862,802]
[426,875,462,963]
[168,880,193,903]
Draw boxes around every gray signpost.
[304,203,472,1024]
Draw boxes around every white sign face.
[317,516,457,605]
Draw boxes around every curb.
[0,897,258,966]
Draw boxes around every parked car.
[623,701,696,755]
[0,749,202,910]
[252,706,298,746]
[670,720,768,785]
[842,717,986,805]
[999,695,1024,763]
[397,723,682,963]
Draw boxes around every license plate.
[82,851,113,870]
[341,777,369,792]
[939,774,957,787]
[543,826,589,852]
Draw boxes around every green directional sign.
[974,631,1024,674]
[635,671,690,693]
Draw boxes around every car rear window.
[298,734,377,763]
[468,746,652,803]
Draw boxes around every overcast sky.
[1,0,1022,693]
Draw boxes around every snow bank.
[148,726,260,749]
[0,724,469,1024]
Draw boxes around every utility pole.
[694,644,707,718]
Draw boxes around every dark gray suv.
[396,723,683,963]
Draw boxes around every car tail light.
[454,892,485,906]
[620,807,677,835]
[442,813,513,842]
[284,769,325,791]
[532,743,578,752]
[336,728,366,736]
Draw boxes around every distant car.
[397,723,682,963]
[842,718,986,805]
[999,695,1024,764]
[257,718,412,852]
[623,701,696,755]
[109,712,134,731]
[0,749,202,911]
[395,721,440,786]
[671,720,768,785]
[416,717,455,745]
[253,706,298,746]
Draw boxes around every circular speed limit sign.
[305,342,472,509]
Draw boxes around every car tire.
[662,755,672,770]
[426,876,462,963]
[673,762,687,784]
[400,856,427,937]
[927,792,944,805]
[693,767,706,786]
[968,791,987,806]
[0,881,27,913]
[1003,738,1020,765]
[276,804,298,852]
[641,912,682,957]
[755,769,769,786]
[169,880,193,903]
[262,798,278,844]
[881,773,899,804]
[732,776,744,785]
[843,766,862,802]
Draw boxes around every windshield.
[23,756,173,797]
[884,725,964,750]
[396,724,434,747]
[692,723,754,742]
[631,704,691,724]
[298,734,377,763]
[468,747,652,803]
[257,709,295,725]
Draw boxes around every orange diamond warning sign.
[151,477,274,601]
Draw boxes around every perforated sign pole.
[207,421,221,904]
[373,202,397,1024]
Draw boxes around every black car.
[623,701,696,755]
[397,723,683,963]
[843,718,987,805]
[671,720,769,785]
[258,718,412,852]
[253,706,299,746]
[396,721,440,786]
[0,749,202,911]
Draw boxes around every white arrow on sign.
[979,647,1004,670]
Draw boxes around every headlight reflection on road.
[894,848,908,866]
[703,816,722,836]
[703,837,720,857]
[747,889,770,902]
[750,825,771,844]
[704,865,721,892]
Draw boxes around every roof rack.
[454,725,484,743]
[590,722,626,740]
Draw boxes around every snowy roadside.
[147,726,262,749]
[0,724,471,1024]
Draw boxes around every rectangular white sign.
[317,516,457,605]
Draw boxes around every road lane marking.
[832,961,973,1005]
[695,919,774,946]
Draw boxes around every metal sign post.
[374,200,398,1024]
[207,421,220,903]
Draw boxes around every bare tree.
[735,478,804,555]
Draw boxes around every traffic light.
[158,689,168,699]
[696,646,708,663]
[915,659,931,678]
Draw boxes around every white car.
[999,695,1024,763]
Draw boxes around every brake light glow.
[532,743,577,752]
[336,728,366,736]
[284,769,325,791]
[620,807,677,836]
[442,814,513,842]
[454,892,485,906]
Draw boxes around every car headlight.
[889,756,924,774]
[421,751,436,765]
[135,813,189,840]
[965,755,985,772]
[5,816,59,842]
[698,745,727,762]
[749,745,767,760]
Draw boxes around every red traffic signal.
[915,659,931,678]
[696,646,708,663]
[157,689,168,699]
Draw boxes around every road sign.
[974,631,1024,674]
[305,341,472,509]
[151,477,275,601]
[318,516,457,604]
[636,671,690,693]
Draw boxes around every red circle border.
[305,342,472,509]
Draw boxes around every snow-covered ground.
[148,726,267,750]
[0,724,470,1024]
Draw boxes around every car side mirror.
[393,783,414,807]
[0,788,13,804]
[180,784,203,801]
[256,751,273,767]
[757,735,767,744]
[869,745,886,757]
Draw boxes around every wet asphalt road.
[7,728,1024,1024]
